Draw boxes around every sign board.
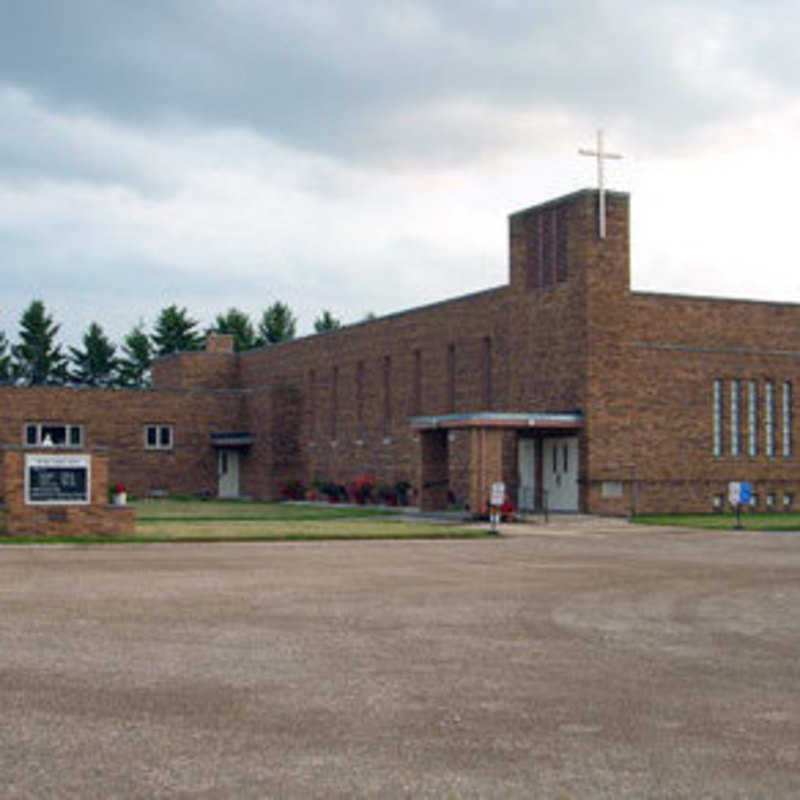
[490,481,506,506]
[25,453,91,505]
[728,481,752,506]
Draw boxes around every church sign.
[25,453,91,505]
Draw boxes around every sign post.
[490,481,505,534]
[728,481,752,529]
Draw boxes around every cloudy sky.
[2,0,799,347]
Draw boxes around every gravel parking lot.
[2,518,799,798]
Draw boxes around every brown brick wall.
[3,188,800,516]
[0,387,242,500]
[580,192,800,514]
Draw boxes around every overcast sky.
[2,0,799,347]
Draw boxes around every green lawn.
[0,499,489,543]
[134,499,393,522]
[632,511,800,531]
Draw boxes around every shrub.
[279,480,307,501]
[395,481,411,506]
[377,484,397,506]
[348,474,374,505]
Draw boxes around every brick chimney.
[206,332,235,353]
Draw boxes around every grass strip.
[132,500,395,521]
[0,529,491,545]
[632,512,800,531]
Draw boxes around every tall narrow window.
[765,380,775,458]
[412,349,422,415]
[542,211,554,286]
[730,379,740,457]
[529,215,543,288]
[330,366,339,440]
[483,336,492,410]
[383,356,392,438]
[447,344,455,413]
[356,361,365,439]
[308,369,317,437]
[748,379,758,458]
[783,381,792,458]
[713,379,723,458]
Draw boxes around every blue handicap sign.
[739,482,752,504]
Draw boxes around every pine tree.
[214,308,256,351]
[313,309,342,334]
[0,331,11,384]
[151,305,204,356]
[12,300,68,385]
[116,325,153,388]
[258,302,297,345]
[69,322,118,387]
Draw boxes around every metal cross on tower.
[579,130,623,240]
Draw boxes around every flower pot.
[113,492,127,506]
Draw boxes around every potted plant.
[111,482,127,506]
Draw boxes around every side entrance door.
[517,438,537,511]
[542,436,579,511]
[217,449,240,499]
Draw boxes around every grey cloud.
[2,0,796,166]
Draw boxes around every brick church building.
[2,188,798,515]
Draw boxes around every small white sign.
[728,482,740,506]
[25,453,91,505]
[490,481,506,506]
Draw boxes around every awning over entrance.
[210,432,254,448]
[409,411,584,430]
[412,411,584,514]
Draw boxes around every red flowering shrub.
[348,474,374,504]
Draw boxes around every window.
[483,336,492,409]
[748,380,758,458]
[712,379,723,458]
[382,356,392,438]
[24,423,84,448]
[145,424,173,450]
[308,369,317,437]
[783,381,792,458]
[356,361,365,440]
[330,366,339,440]
[447,344,455,412]
[765,380,775,458]
[412,349,422,415]
[730,379,740,457]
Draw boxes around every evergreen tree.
[258,301,297,345]
[12,300,68,385]
[151,305,204,356]
[69,322,118,387]
[116,325,153,388]
[0,331,11,383]
[214,307,256,351]
[313,309,342,334]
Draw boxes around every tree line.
[0,300,344,389]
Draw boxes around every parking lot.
[2,518,799,798]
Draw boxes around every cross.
[579,130,623,240]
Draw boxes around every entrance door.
[517,438,536,511]
[217,449,240,499]
[542,436,579,511]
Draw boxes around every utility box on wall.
[1,447,135,538]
